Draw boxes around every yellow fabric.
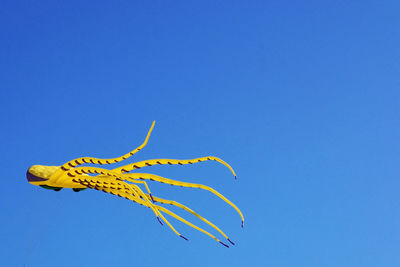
[112,156,237,178]
[26,121,242,247]
[60,121,155,171]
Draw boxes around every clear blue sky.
[1,1,399,266]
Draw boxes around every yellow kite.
[26,121,243,247]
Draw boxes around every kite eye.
[26,170,48,182]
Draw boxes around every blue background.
[1,1,399,266]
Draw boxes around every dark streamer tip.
[234,175,237,180]
[157,217,163,226]
[179,235,189,241]
[241,220,244,228]
[150,193,155,202]
[227,238,235,245]
[219,241,229,248]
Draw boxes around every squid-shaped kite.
[26,121,243,247]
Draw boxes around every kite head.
[26,165,59,186]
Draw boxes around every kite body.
[27,121,243,247]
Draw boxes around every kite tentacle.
[148,194,233,244]
[64,166,156,204]
[59,121,155,171]
[156,205,229,247]
[127,180,155,202]
[121,182,163,222]
[112,156,237,179]
[71,172,164,224]
[65,169,234,245]
[123,173,244,226]
[111,189,183,237]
